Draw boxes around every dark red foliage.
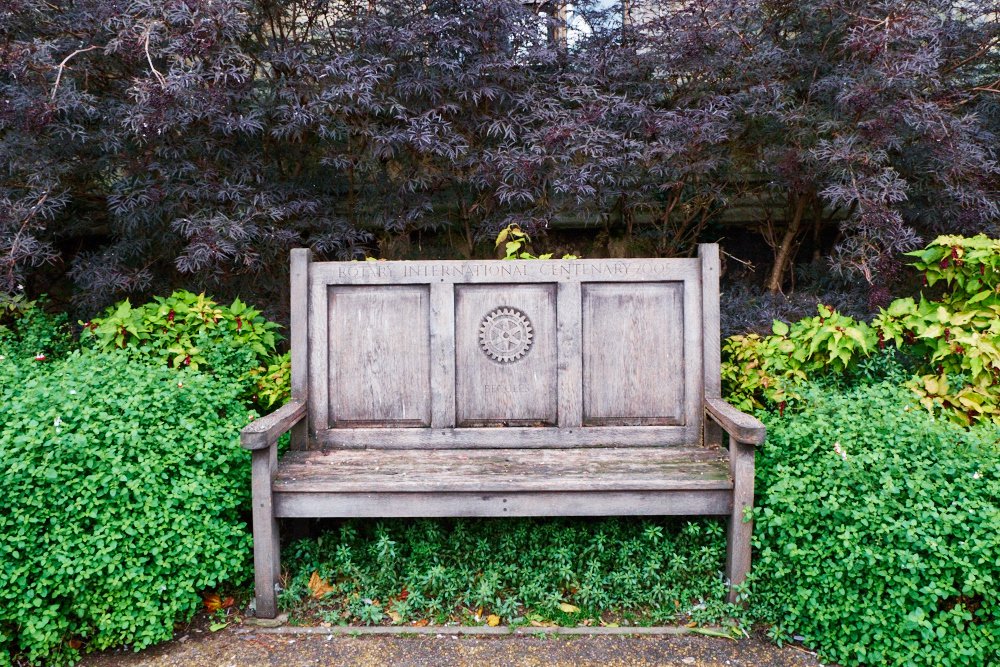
[1,0,997,310]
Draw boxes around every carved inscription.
[336,261,679,280]
[484,383,519,393]
[400,262,640,278]
[336,264,393,279]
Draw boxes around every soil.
[77,622,829,667]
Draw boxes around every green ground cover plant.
[0,350,252,667]
[0,293,72,361]
[279,518,738,629]
[749,379,1000,666]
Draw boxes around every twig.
[143,25,167,87]
[50,45,100,100]
[971,78,1000,95]
[721,248,755,272]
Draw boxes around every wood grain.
[328,285,431,426]
[275,490,733,518]
[289,249,311,449]
[454,284,557,425]
[705,397,766,445]
[582,282,684,425]
[251,448,280,618]
[726,440,755,603]
[699,244,721,399]
[311,258,701,285]
[557,281,583,427]
[307,269,330,435]
[316,424,698,448]
[273,447,731,493]
[429,282,457,428]
[241,399,307,450]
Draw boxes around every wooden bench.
[241,245,765,619]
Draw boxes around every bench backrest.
[289,245,721,449]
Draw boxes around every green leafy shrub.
[0,293,72,361]
[0,351,252,666]
[749,381,1000,666]
[84,290,279,369]
[248,351,292,409]
[495,224,578,260]
[281,518,736,627]
[875,235,1000,425]
[722,304,876,411]
[723,235,1000,425]
[83,290,288,408]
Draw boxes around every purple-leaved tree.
[1,0,997,309]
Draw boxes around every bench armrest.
[705,398,765,446]
[241,399,308,450]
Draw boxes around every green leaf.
[843,327,870,352]
[966,291,992,305]
[772,321,789,336]
[887,298,915,317]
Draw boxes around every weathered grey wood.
[557,281,583,427]
[289,249,311,450]
[251,448,280,618]
[726,440,755,603]
[307,268,330,436]
[274,490,733,518]
[241,399,307,450]
[310,258,701,285]
[582,283,685,425]
[683,273,705,435]
[429,282,457,428]
[248,246,754,613]
[704,420,723,449]
[328,285,431,426]
[699,244,722,450]
[705,398,766,445]
[699,244,721,399]
[454,284,558,425]
[316,425,697,448]
[273,447,731,493]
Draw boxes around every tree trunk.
[766,193,809,293]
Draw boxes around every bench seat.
[270,447,733,518]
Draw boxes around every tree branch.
[50,45,100,100]
[143,25,167,87]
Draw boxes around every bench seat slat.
[273,490,734,518]
[272,447,731,494]
[316,425,696,449]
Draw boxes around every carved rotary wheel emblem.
[479,307,533,363]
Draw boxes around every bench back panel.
[296,253,717,449]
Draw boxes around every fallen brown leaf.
[307,571,335,599]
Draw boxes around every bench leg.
[726,439,755,603]
[252,448,281,618]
